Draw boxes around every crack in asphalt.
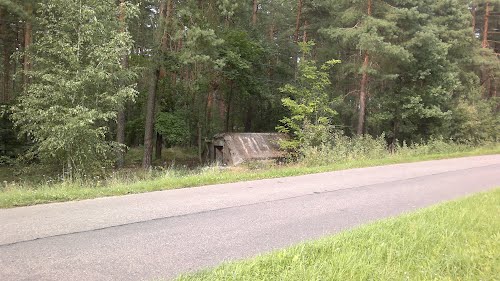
[1,163,499,248]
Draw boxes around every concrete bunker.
[207,133,287,166]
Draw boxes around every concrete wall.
[208,133,286,166]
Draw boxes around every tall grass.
[0,140,499,208]
[299,133,388,166]
[299,134,484,167]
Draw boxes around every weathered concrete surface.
[0,155,499,281]
[209,133,286,165]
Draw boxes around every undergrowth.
[0,139,499,208]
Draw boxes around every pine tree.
[322,0,410,135]
[142,0,170,169]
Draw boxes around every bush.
[155,111,190,147]
[0,156,14,166]
[300,131,387,166]
[298,131,486,167]
[395,138,471,157]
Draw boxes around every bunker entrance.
[215,146,224,164]
[206,133,287,166]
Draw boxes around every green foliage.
[395,137,469,157]
[447,99,500,143]
[217,0,239,20]
[0,110,26,159]
[320,0,498,143]
[0,0,28,18]
[10,0,137,177]
[277,42,340,151]
[300,133,388,166]
[299,133,486,168]
[155,112,190,147]
[2,0,499,173]
[219,30,265,81]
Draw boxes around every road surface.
[1,155,499,280]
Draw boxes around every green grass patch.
[178,189,500,281]
[0,144,499,209]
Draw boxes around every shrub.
[300,132,387,166]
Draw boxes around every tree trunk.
[252,0,258,26]
[116,0,128,168]
[357,0,372,135]
[155,0,174,164]
[244,102,253,132]
[23,4,33,88]
[294,0,303,43]
[1,8,10,103]
[205,80,217,137]
[389,110,400,154]
[481,2,491,98]
[116,108,126,167]
[367,0,372,20]
[293,0,304,79]
[0,7,3,103]
[302,20,308,43]
[166,0,173,20]
[197,123,202,163]
[471,3,477,38]
[268,22,276,80]
[482,2,490,48]
[155,132,163,160]
[142,69,160,169]
[206,92,213,129]
[225,81,233,132]
[491,78,497,99]
[143,0,170,169]
[357,53,369,135]
[159,0,173,78]
[269,23,275,40]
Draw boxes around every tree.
[4,0,499,171]
[368,0,495,143]
[277,42,339,151]
[294,0,304,44]
[116,0,132,168]
[11,0,137,177]
[142,0,170,169]
[322,0,410,136]
[252,0,259,25]
[0,0,33,104]
[23,2,32,87]
[357,0,372,136]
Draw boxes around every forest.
[0,0,499,179]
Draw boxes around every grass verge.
[0,144,499,209]
[178,188,500,281]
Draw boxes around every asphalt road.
[1,155,499,281]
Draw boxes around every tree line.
[0,0,499,176]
